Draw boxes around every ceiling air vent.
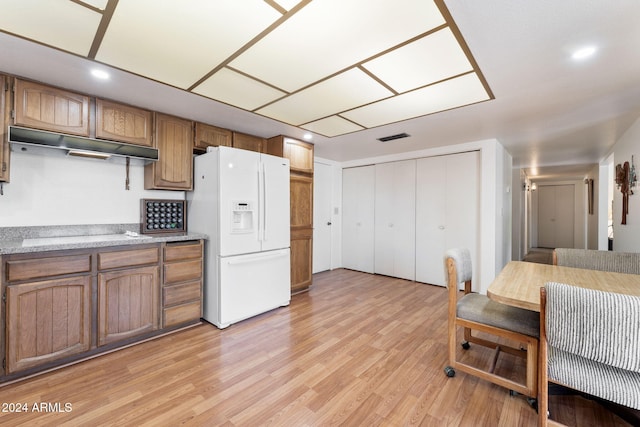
[377,133,410,142]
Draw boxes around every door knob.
[327,221,332,226]
[438,225,445,230]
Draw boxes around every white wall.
[339,138,509,295]
[0,151,183,226]
[611,117,640,252]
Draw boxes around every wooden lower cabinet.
[162,241,203,327]
[2,241,202,382]
[5,275,91,374]
[97,265,160,346]
[291,228,313,294]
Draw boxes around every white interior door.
[538,184,574,248]
[374,160,416,281]
[313,162,332,273]
[342,166,375,273]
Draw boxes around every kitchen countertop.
[0,224,208,255]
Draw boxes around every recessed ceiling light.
[91,69,110,80]
[571,46,597,60]
[303,133,313,141]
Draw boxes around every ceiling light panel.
[96,0,281,89]
[0,0,102,56]
[257,68,393,125]
[343,73,490,128]
[230,0,446,93]
[362,28,473,93]
[302,115,365,137]
[193,68,286,111]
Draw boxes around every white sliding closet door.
[374,160,416,281]
[416,152,479,287]
[342,166,375,273]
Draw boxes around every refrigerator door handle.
[225,251,287,265]
[262,162,267,241]
[257,163,263,242]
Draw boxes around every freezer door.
[219,147,261,256]
[261,153,290,251]
[218,249,291,327]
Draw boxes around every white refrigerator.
[187,146,291,329]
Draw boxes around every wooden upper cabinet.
[194,122,232,151]
[145,113,193,191]
[13,78,90,136]
[267,136,314,174]
[1,74,9,182]
[232,131,265,153]
[95,99,153,147]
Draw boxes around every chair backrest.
[544,282,640,373]
[554,248,640,274]
[444,248,472,289]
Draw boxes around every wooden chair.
[553,248,640,274]
[539,282,640,426]
[443,248,539,398]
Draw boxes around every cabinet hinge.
[2,358,5,370]
[2,162,6,172]
[11,109,15,120]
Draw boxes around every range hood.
[8,126,158,163]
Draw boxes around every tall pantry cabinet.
[415,151,479,287]
[374,160,416,281]
[267,136,314,294]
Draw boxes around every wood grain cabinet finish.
[145,113,193,190]
[267,135,314,293]
[0,74,9,182]
[6,253,91,282]
[97,247,159,270]
[290,173,313,230]
[232,131,266,153]
[162,241,203,327]
[291,228,313,294]
[13,79,90,136]
[95,99,153,147]
[267,136,314,174]
[6,275,91,374]
[194,122,232,151]
[97,265,160,346]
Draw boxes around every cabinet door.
[232,131,265,153]
[14,79,90,136]
[194,122,232,150]
[95,99,153,146]
[144,113,193,190]
[290,173,313,230]
[374,160,416,281]
[6,276,91,374]
[291,228,313,293]
[342,166,375,273]
[266,136,314,174]
[97,266,159,346]
[1,74,9,182]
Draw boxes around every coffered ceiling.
[0,0,491,138]
[1,0,639,175]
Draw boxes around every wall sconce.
[531,183,537,191]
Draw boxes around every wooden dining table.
[487,260,640,312]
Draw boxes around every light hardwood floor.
[0,269,631,426]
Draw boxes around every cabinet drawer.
[164,259,202,284]
[164,241,202,262]
[163,300,201,327]
[98,247,159,270]
[164,280,201,306]
[6,254,91,282]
